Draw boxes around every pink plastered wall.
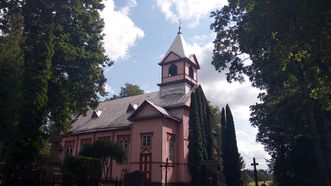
[164,52,180,63]
[162,62,185,77]
[176,108,191,182]
[61,129,131,179]
[161,118,178,183]
[130,119,163,182]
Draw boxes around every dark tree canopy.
[79,140,125,180]
[187,86,215,185]
[0,0,111,167]
[211,0,331,185]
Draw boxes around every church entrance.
[139,152,152,183]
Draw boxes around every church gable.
[135,103,161,117]
[162,51,182,63]
[188,54,200,69]
[128,100,180,122]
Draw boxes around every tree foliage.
[62,156,102,186]
[0,0,111,167]
[106,83,144,101]
[0,1,23,161]
[211,0,331,185]
[188,86,215,185]
[241,169,272,186]
[221,105,241,186]
[79,140,125,180]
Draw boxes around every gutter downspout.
[75,135,79,155]
[161,117,164,184]
[129,124,133,172]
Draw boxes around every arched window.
[168,134,175,161]
[168,64,177,77]
[119,136,130,163]
[189,67,194,78]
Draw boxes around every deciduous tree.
[211,0,331,185]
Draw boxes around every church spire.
[158,27,200,97]
[163,26,188,60]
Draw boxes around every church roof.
[164,33,189,59]
[69,87,197,134]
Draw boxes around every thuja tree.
[188,92,204,186]
[188,86,214,185]
[211,0,331,185]
[0,0,111,167]
[221,105,241,186]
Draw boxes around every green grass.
[247,180,273,186]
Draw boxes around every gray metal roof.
[162,33,189,60]
[69,89,194,134]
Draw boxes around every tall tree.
[0,0,23,160]
[221,104,241,186]
[188,91,204,186]
[1,0,111,166]
[196,87,208,159]
[211,0,331,185]
[49,0,110,133]
[188,86,216,185]
[10,0,55,166]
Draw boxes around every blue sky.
[100,0,269,170]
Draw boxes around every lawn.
[247,180,273,186]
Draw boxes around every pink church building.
[60,31,203,185]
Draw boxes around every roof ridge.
[101,91,159,103]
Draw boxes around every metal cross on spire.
[177,18,182,34]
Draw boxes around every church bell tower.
[158,29,200,97]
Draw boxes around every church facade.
[60,31,202,185]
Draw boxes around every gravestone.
[124,171,144,186]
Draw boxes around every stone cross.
[251,157,259,186]
[160,158,174,186]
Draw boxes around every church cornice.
[157,78,197,87]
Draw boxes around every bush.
[61,156,102,186]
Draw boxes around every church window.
[80,138,91,149]
[168,64,178,77]
[168,134,175,161]
[118,135,130,164]
[141,133,152,148]
[65,141,75,157]
[189,67,194,79]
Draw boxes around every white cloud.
[101,0,144,61]
[185,36,270,169]
[155,0,227,27]
[104,83,113,93]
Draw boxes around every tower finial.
[177,18,182,34]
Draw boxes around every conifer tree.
[196,86,208,159]
[220,107,227,164]
[222,104,241,186]
[205,104,215,160]
[188,91,204,186]
[188,86,216,185]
